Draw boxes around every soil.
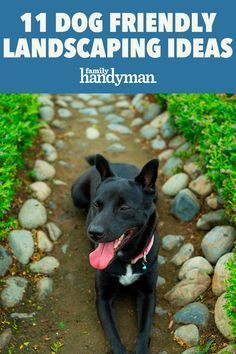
[0,94,227,354]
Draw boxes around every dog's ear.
[135,159,159,193]
[95,154,114,181]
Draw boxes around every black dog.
[71,154,159,354]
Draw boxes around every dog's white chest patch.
[119,265,141,286]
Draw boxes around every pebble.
[160,120,177,138]
[86,127,100,140]
[39,128,56,144]
[140,125,158,139]
[98,105,115,114]
[201,226,236,264]
[162,157,183,176]
[178,257,213,280]
[171,189,200,222]
[105,133,120,142]
[106,144,127,153]
[158,255,167,265]
[1,277,28,308]
[41,143,58,162]
[157,276,166,287]
[77,94,92,102]
[37,230,53,252]
[174,324,199,347]
[57,108,72,119]
[38,95,53,107]
[18,199,47,229]
[70,100,85,109]
[61,244,69,254]
[151,138,167,150]
[189,175,213,197]
[55,139,65,149]
[206,194,222,210]
[108,123,132,135]
[176,142,191,154]
[196,209,227,230]
[0,246,12,277]
[46,222,62,241]
[173,302,210,326]
[158,149,174,161]
[80,107,98,116]
[105,114,125,124]
[88,99,103,107]
[155,306,168,317]
[162,173,189,196]
[9,230,34,264]
[162,235,185,251]
[169,135,186,149]
[143,103,162,121]
[51,119,67,130]
[33,160,56,181]
[56,99,68,108]
[130,117,144,127]
[217,345,236,353]
[120,109,135,119]
[171,243,194,266]
[183,162,202,179]
[0,328,12,350]
[132,93,145,108]
[164,269,211,306]
[30,256,59,274]
[29,181,52,202]
[115,100,130,109]
[53,179,67,186]
[58,95,72,102]
[212,253,233,296]
[150,111,170,128]
[37,277,53,301]
[10,312,35,320]
[214,293,234,340]
[39,106,55,122]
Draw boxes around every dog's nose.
[88,225,104,240]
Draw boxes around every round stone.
[46,222,62,241]
[30,256,59,274]
[106,144,126,153]
[161,120,177,139]
[212,253,233,296]
[196,209,227,230]
[150,111,170,128]
[162,235,185,251]
[0,328,12,350]
[0,246,12,277]
[39,106,55,122]
[86,127,100,140]
[131,118,144,127]
[9,230,34,264]
[41,143,58,162]
[105,133,120,142]
[171,243,194,266]
[37,231,53,252]
[151,138,167,150]
[18,199,47,229]
[162,157,183,176]
[105,114,125,124]
[29,181,51,202]
[189,175,213,197]
[37,277,53,301]
[80,107,98,116]
[58,108,72,119]
[174,324,199,347]
[140,125,158,139]
[169,135,186,149]
[214,293,234,340]
[162,173,189,196]
[108,124,132,135]
[39,128,56,144]
[173,302,210,326]
[171,189,200,222]
[33,160,56,181]
[178,256,213,280]
[143,103,162,121]
[1,277,28,308]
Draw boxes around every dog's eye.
[93,201,101,209]
[119,204,131,211]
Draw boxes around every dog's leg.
[134,269,157,354]
[96,272,127,354]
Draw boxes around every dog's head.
[88,154,159,270]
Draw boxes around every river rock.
[41,143,58,162]
[173,302,210,326]
[33,160,56,181]
[80,107,98,116]
[162,157,183,176]
[160,120,177,138]
[18,199,47,229]
[171,243,194,266]
[0,328,12,350]
[150,111,170,128]
[30,256,59,274]
[29,181,51,202]
[174,324,199,347]
[171,189,200,222]
[169,135,186,149]
[37,231,53,252]
[105,133,120,142]
[217,345,236,353]
[39,106,55,122]
[89,99,103,107]
[143,103,162,121]
[121,109,135,119]
[178,256,213,280]
[162,173,189,196]
[158,149,174,161]
[155,306,168,317]
[77,94,92,102]
[39,128,56,144]
[116,100,130,109]
[99,105,115,114]
[46,222,62,241]
[56,99,68,108]
[183,162,201,179]
[158,255,167,266]
[86,127,100,140]
[196,209,227,230]
[164,269,211,306]
[0,246,12,277]
[99,94,114,103]
[38,95,53,107]
[151,138,166,150]
[162,235,185,251]
[9,230,34,264]
[108,124,132,134]
[70,100,85,109]
[51,119,67,130]
[105,114,125,124]
[106,144,126,153]
[140,125,158,139]
[201,226,236,264]
[212,253,233,296]
[132,94,145,109]
[37,277,53,301]
[189,175,213,197]
[58,95,72,102]
[215,293,234,340]
[1,277,28,308]
[131,117,144,127]
[157,276,166,287]
[176,142,191,154]
[206,194,222,210]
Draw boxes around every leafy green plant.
[0,94,39,238]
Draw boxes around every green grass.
[155,93,236,340]
[0,94,39,239]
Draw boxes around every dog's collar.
[131,235,154,268]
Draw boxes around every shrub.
[0,94,39,238]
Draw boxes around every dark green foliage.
[0,94,39,238]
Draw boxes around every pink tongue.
[89,242,115,270]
